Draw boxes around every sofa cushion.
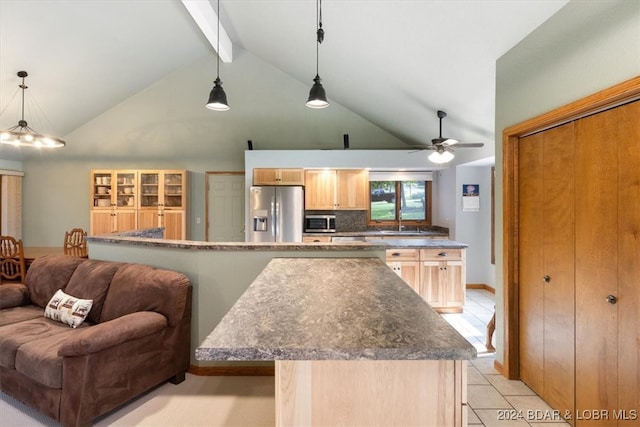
[0,317,88,369]
[25,255,86,308]
[0,305,42,327]
[65,259,122,324]
[100,264,190,327]
[0,283,30,309]
[44,289,93,328]
[15,332,79,389]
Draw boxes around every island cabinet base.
[275,359,467,427]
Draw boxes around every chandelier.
[0,71,66,148]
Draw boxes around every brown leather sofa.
[0,255,192,427]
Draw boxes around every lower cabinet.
[90,209,136,235]
[387,248,466,313]
[138,209,185,240]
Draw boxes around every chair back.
[64,228,88,258]
[0,236,26,283]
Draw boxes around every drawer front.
[420,248,463,261]
[386,249,420,262]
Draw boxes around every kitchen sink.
[331,236,367,242]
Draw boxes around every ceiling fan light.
[443,138,459,146]
[206,77,230,111]
[428,150,454,164]
[306,75,329,109]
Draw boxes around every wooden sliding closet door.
[518,122,575,417]
[574,100,639,426]
[616,101,639,422]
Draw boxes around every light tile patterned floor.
[443,290,571,427]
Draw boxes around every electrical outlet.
[196,217,201,224]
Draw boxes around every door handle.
[606,295,617,304]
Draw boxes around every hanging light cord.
[315,0,324,76]
[216,0,221,78]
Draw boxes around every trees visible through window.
[369,180,431,225]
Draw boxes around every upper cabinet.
[253,168,305,186]
[305,169,368,210]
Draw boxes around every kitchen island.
[197,257,476,427]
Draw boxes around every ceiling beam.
[181,0,232,63]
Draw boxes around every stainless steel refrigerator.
[248,186,304,242]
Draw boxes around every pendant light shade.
[206,77,229,111]
[0,71,66,149]
[306,75,328,109]
[205,0,229,111]
[306,0,329,109]
[428,148,454,164]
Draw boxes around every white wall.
[454,165,494,287]
[494,0,640,365]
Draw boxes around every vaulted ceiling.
[0,0,568,162]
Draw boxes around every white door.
[207,173,245,242]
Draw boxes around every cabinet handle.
[438,252,448,257]
[606,295,617,304]
[543,275,551,283]
[391,252,401,257]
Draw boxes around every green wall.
[493,0,640,364]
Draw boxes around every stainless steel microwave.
[304,214,336,233]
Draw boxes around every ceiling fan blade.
[452,142,485,148]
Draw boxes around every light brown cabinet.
[387,247,466,313]
[304,169,368,210]
[253,168,304,185]
[90,169,188,239]
[90,170,138,235]
[420,249,465,313]
[138,170,187,240]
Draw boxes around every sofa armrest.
[0,283,30,309]
[58,311,167,357]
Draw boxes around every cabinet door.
[303,235,332,242]
[115,171,137,209]
[277,169,305,185]
[253,168,279,185]
[395,262,420,294]
[90,210,114,235]
[91,170,115,209]
[163,210,185,240]
[443,260,465,309]
[336,169,368,209]
[421,260,443,308]
[138,210,160,229]
[115,210,137,233]
[163,171,185,209]
[305,170,336,209]
[139,171,160,209]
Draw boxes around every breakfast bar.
[196,257,476,426]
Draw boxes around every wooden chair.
[64,228,88,258]
[0,236,27,284]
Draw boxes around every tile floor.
[443,290,570,427]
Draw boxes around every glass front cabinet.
[90,170,137,235]
[138,170,186,240]
[90,169,187,239]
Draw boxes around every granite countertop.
[305,229,449,238]
[196,258,476,361]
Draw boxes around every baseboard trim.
[493,359,504,375]
[189,365,275,376]
[466,283,495,294]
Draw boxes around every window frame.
[368,180,432,227]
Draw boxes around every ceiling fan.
[423,110,485,163]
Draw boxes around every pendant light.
[205,0,230,111]
[0,71,66,148]
[306,0,329,109]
